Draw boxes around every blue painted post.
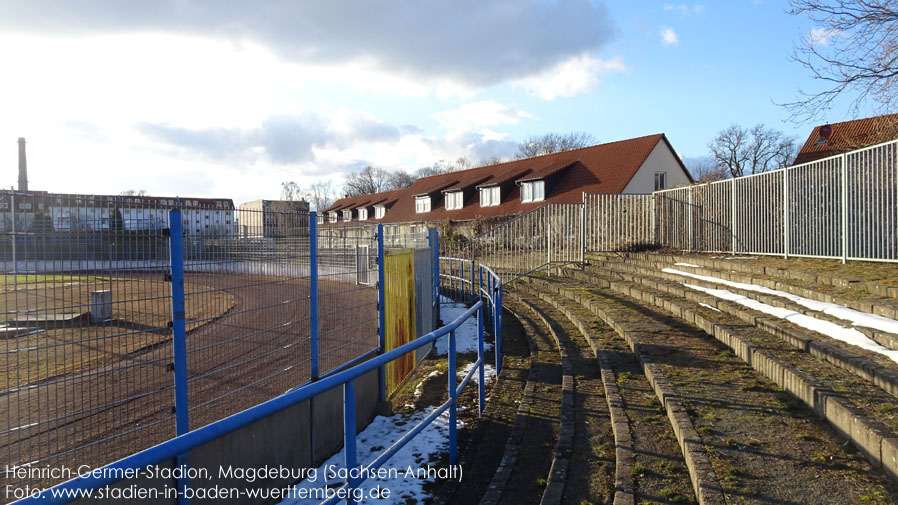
[343,380,357,505]
[478,303,485,415]
[310,213,319,381]
[448,330,458,465]
[168,210,190,505]
[430,229,438,324]
[377,224,386,403]
[470,260,475,303]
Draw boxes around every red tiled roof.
[517,159,578,182]
[794,113,898,165]
[327,133,687,224]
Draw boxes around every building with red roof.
[794,113,898,165]
[323,133,691,237]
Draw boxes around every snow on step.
[674,262,701,268]
[683,283,898,365]
[662,268,898,335]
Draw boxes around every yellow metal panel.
[384,249,416,396]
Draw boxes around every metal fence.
[472,202,583,281]
[583,193,655,252]
[1,202,395,492]
[654,138,898,262]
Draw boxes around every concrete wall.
[622,141,692,193]
[70,370,378,505]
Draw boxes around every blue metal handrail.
[14,301,486,505]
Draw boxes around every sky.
[0,1,880,205]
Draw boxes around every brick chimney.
[17,137,28,192]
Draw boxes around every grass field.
[2,275,235,390]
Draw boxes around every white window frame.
[654,172,667,191]
[445,191,463,210]
[415,196,431,213]
[342,210,352,222]
[358,208,368,220]
[329,212,337,223]
[520,181,545,203]
[480,186,500,207]
[533,180,545,201]
[374,206,385,219]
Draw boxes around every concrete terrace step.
[513,286,703,505]
[519,278,898,504]
[592,251,898,300]
[588,252,898,314]
[581,259,898,402]
[548,267,898,482]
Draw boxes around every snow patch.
[280,406,460,505]
[437,301,492,355]
[458,362,496,386]
[683,283,898,364]
[663,268,898,335]
[699,302,721,312]
[674,262,701,268]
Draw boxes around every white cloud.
[432,101,533,132]
[660,27,679,47]
[809,27,841,47]
[664,4,705,15]
[0,0,617,91]
[513,54,626,100]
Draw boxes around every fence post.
[377,224,386,403]
[343,380,357,505]
[496,283,503,375]
[688,187,694,251]
[731,178,737,254]
[580,197,586,263]
[310,213,319,380]
[783,169,790,259]
[478,303,485,415]
[168,209,191,505]
[841,153,848,263]
[546,208,552,276]
[448,329,458,465]
[470,258,475,303]
[433,229,439,326]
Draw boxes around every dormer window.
[358,208,368,220]
[480,187,500,207]
[814,136,828,147]
[520,180,545,203]
[445,191,463,210]
[415,196,431,213]
[375,206,386,219]
[342,210,352,222]
[317,214,324,224]
[329,212,337,223]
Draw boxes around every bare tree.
[516,132,596,159]
[388,169,416,189]
[280,181,301,201]
[786,0,898,120]
[343,166,392,197]
[684,156,730,182]
[708,124,796,177]
[306,180,335,211]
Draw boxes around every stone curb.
[521,280,726,505]
[478,304,539,505]
[551,269,898,482]
[512,296,575,505]
[580,262,898,402]
[532,290,638,505]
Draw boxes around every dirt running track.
[1,273,377,494]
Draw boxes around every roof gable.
[794,113,898,165]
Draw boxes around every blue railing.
[13,300,487,505]
[438,258,503,375]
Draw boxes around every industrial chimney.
[17,137,28,192]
